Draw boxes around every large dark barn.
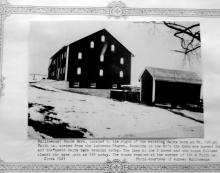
[48,29,133,89]
[139,67,202,107]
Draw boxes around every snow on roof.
[140,66,202,84]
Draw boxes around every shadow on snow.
[28,102,93,138]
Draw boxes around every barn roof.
[50,28,134,60]
[140,67,202,84]
[69,28,134,56]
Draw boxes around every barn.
[139,67,202,107]
[48,29,133,89]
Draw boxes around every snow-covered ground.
[28,80,204,138]
[29,74,47,83]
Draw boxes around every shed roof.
[140,67,202,84]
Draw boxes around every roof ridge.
[140,66,202,84]
[69,28,133,55]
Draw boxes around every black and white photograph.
[28,21,203,139]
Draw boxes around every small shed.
[139,67,202,107]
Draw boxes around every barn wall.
[48,46,67,80]
[67,29,131,89]
[155,80,201,105]
[140,71,153,105]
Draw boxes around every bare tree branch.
[164,22,200,41]
[164,21,201,56]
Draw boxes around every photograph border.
[0,0,220,172]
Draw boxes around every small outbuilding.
[139,67,202,107]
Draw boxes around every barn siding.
[67,29,132,89]
[155,81,201,106]
[141,71,153,105]
[48,46,67,80]
[140,67,202,107]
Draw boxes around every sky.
[29,21,201,85]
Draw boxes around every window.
[111,44,115,52]
[90,83,96,88]
[99,69,103,77]
[63,53,66,61]
[101,35,105,42]
[90,41,94,48]
[120,57,124,65]
[58,68,60,75]
[78,52,82,60]
[120,71,123,78]
[77,67,81,75]
[63,67,65,74]
[74,82,80,87]
[112,84,117,89]
[100,54,104,62]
